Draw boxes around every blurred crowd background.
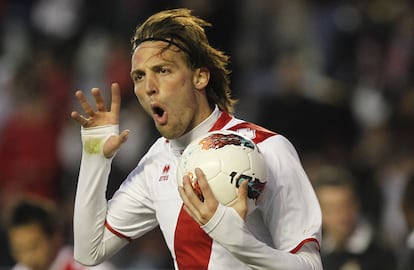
[0,0,413,269]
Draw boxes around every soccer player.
[71,8,322,269]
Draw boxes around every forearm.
[202,205,322,270]
[73,125,127,265]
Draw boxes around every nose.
[144,73,158,96]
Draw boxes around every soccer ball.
[176,130,267,210]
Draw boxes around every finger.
[91,88,107,112]
[237,179,249,200]
[75,90,95,117]
[235,179,248,219]
[194,168,216,201]
[194,168,219,220]
[182,175,200,202]
[103,130,130,158]
[178,179,201,222]
[70,111,89,126]
[180,175,203,209]
[110,83,122,114]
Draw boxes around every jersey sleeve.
[261,135,322,250]
[201,134,322,269]
[73,125,129,265]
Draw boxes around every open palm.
[71,83,129,158]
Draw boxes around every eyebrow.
[130,61,177,78]
[130,69,143,79]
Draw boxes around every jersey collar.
[170,106,232,154]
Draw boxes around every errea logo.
[159,164,170,182]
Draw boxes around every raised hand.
[71,83,129,158]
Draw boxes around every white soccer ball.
[176,130,267,211]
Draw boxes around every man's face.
[8,223,57,270]
[131,41,211,139]
[317,186,358,246]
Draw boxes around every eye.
[158,67,170,74]
[132,72,144,83]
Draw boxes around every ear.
[193,67,210,90]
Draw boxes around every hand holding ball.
[177,130,267,212]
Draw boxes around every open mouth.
[151,104,167,124]
[153,106,165,117]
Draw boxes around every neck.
[170,106,221,154]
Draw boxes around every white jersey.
[74,108,322,269]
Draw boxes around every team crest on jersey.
[232,127,256,140]
[159,164,170,182]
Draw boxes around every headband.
[132,37,192,57]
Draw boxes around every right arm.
[71,84,129,265]
[73,124,128,265]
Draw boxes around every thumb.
[119,129,130,143]
[237,179,249,200]
[103,129,130,158]
[229,179,248,220]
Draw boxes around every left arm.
[202,203,321,270]
[179,170,321,270]
[178,136,322,270]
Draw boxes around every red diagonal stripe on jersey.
[172,110,230,269]
[174,206,212,269]
[209,111,233,131]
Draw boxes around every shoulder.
[146,136,168,154]
[224,118,301,159]
[226,119,278,144]
[136,136,174,165]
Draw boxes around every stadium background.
[0,0,413,269]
